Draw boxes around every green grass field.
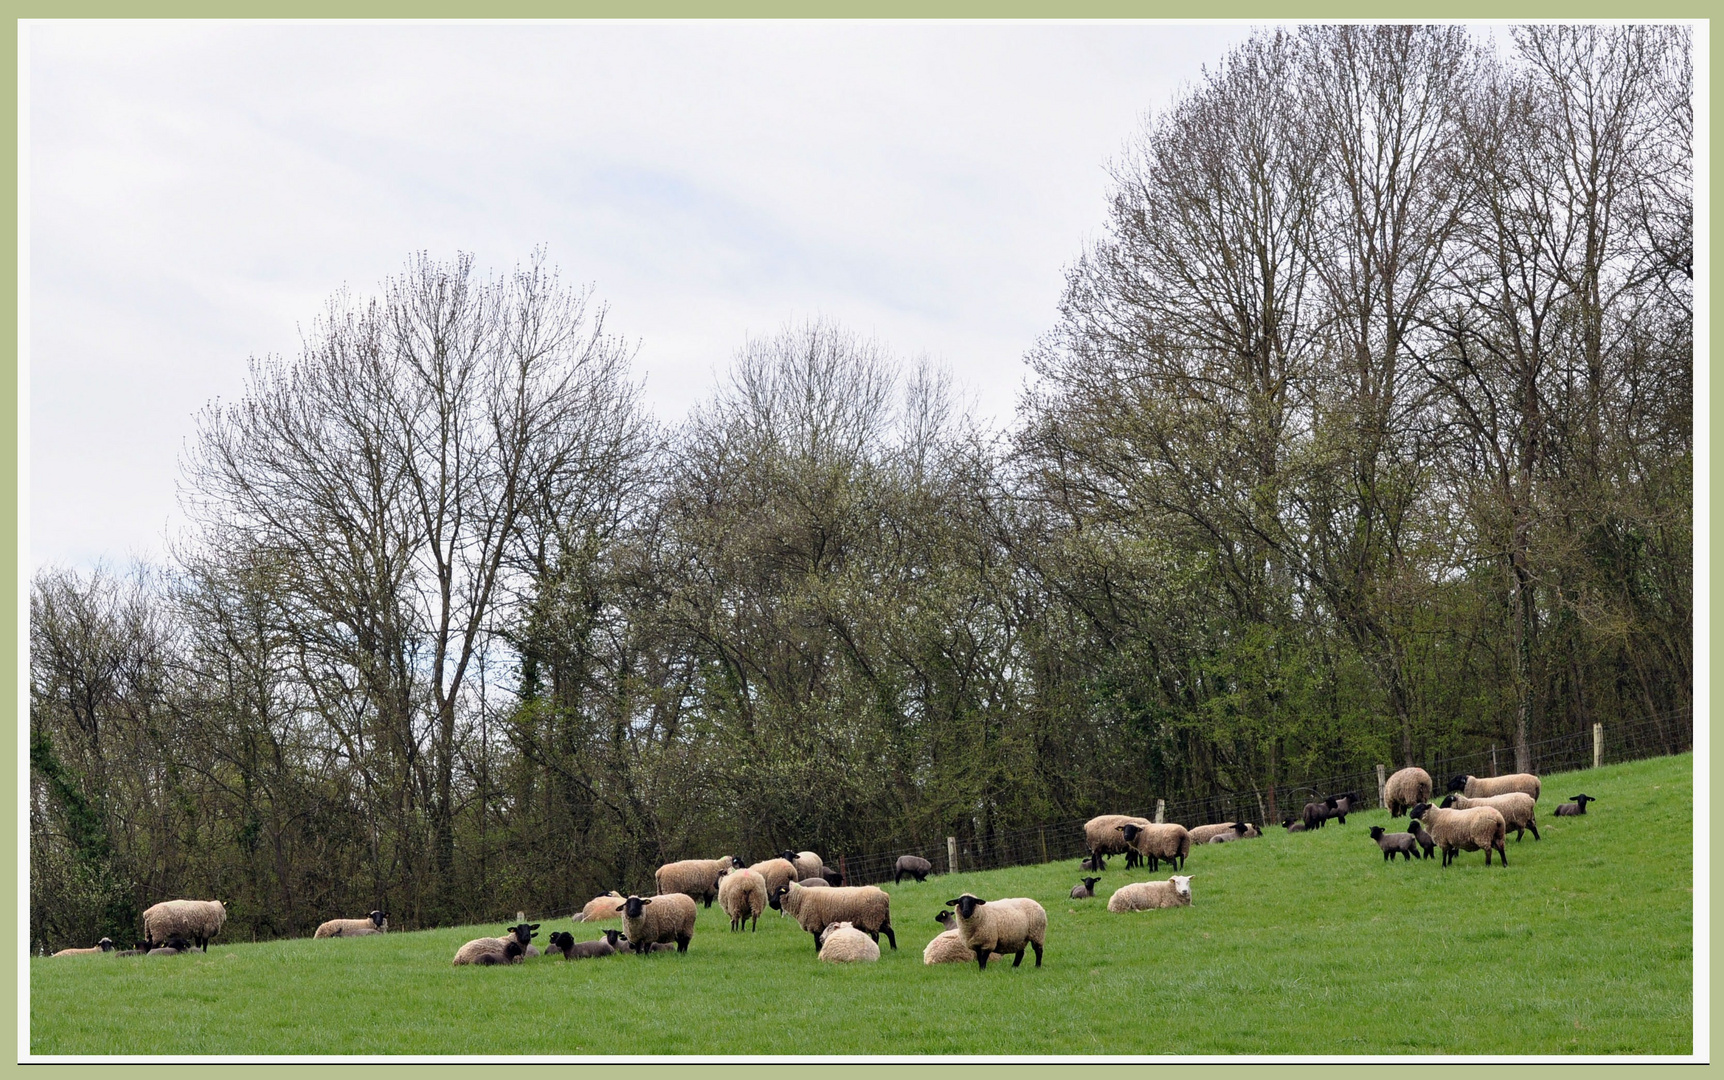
[29,753,1694,1056]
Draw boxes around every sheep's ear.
[613,903,627,912]
[639,898,652,906]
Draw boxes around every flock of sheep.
[46,774,1599,968]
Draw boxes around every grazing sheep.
[1107,876,1194,912]
[142,899,227,952]
[147,936,201,956]
[1368,825,1420,861]
[1302,801,1333,830]
[51,937,115,957]
[944,893,1047,970]
[924,911,1003,965]
[775,882,895,956]
[1070,876,1102,899]
[1410,801,1507,867]
[1118,821,1191,871]
[1283,818,1307,833]
[655,856,742,909]
[1447,773,1542,802]
[616,894,697,954]
[751,859,800,908]
[1407,819,1437,860]
[1441,792,1540,841]
[718,867,767,932]
[1083,815,1141,869]
[1384,767,1434,817]
[545,929,626,958]
[1189,822,1258,844]
[818,921,881,963]
[453,937,525,965]
[313,910,388,938]
[1555,794,1596,817]
[573,891,625,923]
[894,855,933,883]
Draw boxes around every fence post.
[947,836,958,874]
[1376,764,1387,809]
[1594,723,1604,769]
[1039,827,1048,864]
[1155,798,1165,824]
[1491,744,1498,776]
[839,855,848,885]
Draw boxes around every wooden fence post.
[1376,764,1387,809]
[947,836,958,874]
[1594,723,1604,769]
[1039,827,1048,864]
[1491,744,1498,776]
[1155,799,1165,824]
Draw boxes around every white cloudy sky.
[25,20,1274,571]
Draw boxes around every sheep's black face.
[1446,775,1469,793]
[549,931,573,952]
[934,911,953,926]
[1083,877,1101,889]
[622,897,649,919]
[1369,826,1385,840]
[730,856,744,868]
[1439,794,1459,808]
[780,850,797,863]
[504,941,524,961]
[947,895,985,919]
[603,929,624,947]
[1409,802,1431,820]
[1119,823,1142,842]
[97,937,114,951]
[369,910,386,929]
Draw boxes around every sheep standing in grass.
[51,938,114,957]
[718,867,767,931]
[894,855,933,883]
[1410,801,1507,867]
[751,859,799,908]
[780,850,825,882]
[1441,791,1540,841]
[944,893,1046,970]
[573,891,625,923]
[1323,792,1361,824]
[545,929,626,958]
[655,856,742,908]
[142,899,227,952]
[1070,876,1102,899]
[453,937,525,965]
[1302,801,1332,830]
[1368,826,1421,861]
[775,882,895,956]
[1108,876,1193,912]
[617,894,697,954]
[1384,768,1434,817]
[1555,794,1596,817]
[1407,819,1437,860]
[1447,773,1542,801]
[1189,822,1258,844]
[818,921,881,963]
[314,910,388,938]
[1118,821,1191,871]
[1084,815,1141,870]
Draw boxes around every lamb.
[818,921,881,963]
[781,850,824,882]
[452,937,525,965]
[1324,792,1362,823]
[943,893,1047,970]
[751,859,800,907]
[616,893,697,954]
[775,881,895,956]
[1080,853,1108,872]
[924,911,1003,965]
[545,929,626,958]
[147,936,201,956]
[1555,794,1596,817]
[1384,767,1434,817]
[1410,801,1508,867]
[572,891,625,923]
[313,910,388,938]
[1407,819,1437,860]
[1083,815,1140,869]
[1368,825,1421,861]
[1205,830,1240,844]
[718,867,767,931]
[796,877,830,888]
[1118,821,1191,871]
[1070,876,1102,899]
[655,856,742,908]
[1107,875,1194,912]
[1441,791,1540,841]
[1282,818,1307,833]
[1189,822,1258,844]
[114,941,150,957]
[819,866,845,886]
[51,937,115,956]
[894,855,933,883]
[142,899,227,952]
[1447,773,1542,802]
[1302,801,1332,830]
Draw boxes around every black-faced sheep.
[1447,773,1542,801]
[51,937,115,957]
[655,856,742,909]
[752,859,800,908]
[1384,767,1434,817]
[545,929,625,958]
[924,911,1003,965]
[819,865,845,886]
[1070,876,1102,899]
[313,910,388,938]
[1080,853,1108,871]
[147,936,201,956]
[142,899,227,952]
[775,882,895,956]
[781,850,824,882]
[718,867,767,931]
[1555,794,1596,817]
[1118,821,1190,871]
[617,894,697,954]
[894,855,933,883]
[452,937,525,965]
[1283,818,1307,833]
[818,921,881,963]
[944,893,1047,970]
[573,891,625,923]
[1302,801,1332,830]
[1189,822,1258,844]
[1083,815,1140,870]
[1441,791,1540,841]
[1368,825,1420,861]
[1410,801,1507,867]
[1107,875,1193,911]
[1325,792,1362,823]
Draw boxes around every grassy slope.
[29,754,1693,1056]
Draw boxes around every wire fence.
[829,709,1694,888]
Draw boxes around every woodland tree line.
[31,26,1692,950]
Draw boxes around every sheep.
[1555,794,1597,817]
[616,893,697,954]
[1282,818,1307,833]
[1410,801,1507,867]
[1441,791,1540,841]
[924,911,1004,965]
[1447,773,1542,802]
[943,893,1046,970]
[1324,792,1362,824]
[1302,800,1332,830]
[655,856,742,909]
[313,910,387,938]
[1118,821,1191,871]
[1070,876,1102,899]
[452,937,525,965]
[572,891,625,923]
[1083,815,1140,869]
[894,855,933,883]
[1189,822,1258,844]
[1384,767,1434,817]
[1080,853,1108,872]
[142,899,227,952]
[545,929,626,958]
[114,941,150,957]
[751,859,800,907]
[1368,825,1421,861]
[819,865,845,886]
[147,936,202,956]
[718,867,767,932]
[1407,819,1437,860]
[780,850,824,882]
[1205,830,1239,844]
[775,881,895,956]
[1107,875,1194,912]
[498,919,542,957]
[796,877,830,888]
[51,937,115,957]
[818,921,881,963]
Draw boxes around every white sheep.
[943,893,1046,970]
[1411,801,1508,867]
[718,867,767,931]
[51,937,115,957]
[923,911,1002,965]
[1446,773,1541,801]
[1441,791,1541,841]
[751,859,799,909]
[617,893,698,954]
[573,891,625,923]
[142,899,227,952]
[1188,822,1258,844]
[1384,767,1434,817]
[776,882,895,956]
[818,921,881,963]
[1107,875,1193,911]
[782,850,824,882]
[313,910,388,938]
[655,856,741,908]
[452,937,524,965]
[1118,821,1191,871]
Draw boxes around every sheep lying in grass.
[656,856,742,909]
[1080,853,1108,872]
[1189,822,1258,844]
[573,891,625,923]
[1407,819,1436,860]
[818,922,881,963]
[1070,876,1102,899]
[1410,801,1507,867]
[718,867,767,931]
[1441,791,1540,841]
[1118,821,1190,871]
[1368,825,1421,861]
[51,937,114,957]
[314,910,388,938]
[944,893,1046,970]
[894,855,933,883]
[545,929,626,958]
[147,937,201,956]
[617,894,697,954]
[1555,794,1596,817]
[1283,818,1307,833]
[498,921,541,957]
[776,882,895,956]
[924,911,1002,965]
[1447,773,1541,802]
[453,937,525,965]
[142,899,227,952]
[752,859,799,908]
[1107,876,1193,912]
[1384,767,1434,817]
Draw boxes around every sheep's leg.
[881,922,896,950]
[1012,947,1025,967]
[677,934,690,952]
[974,947,991,971]
[811,930,823,955]
[1497,840,1507,866]
[1529,821,1540,840]
[1031,940,1043,967]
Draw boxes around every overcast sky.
[25,20,1275,572]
